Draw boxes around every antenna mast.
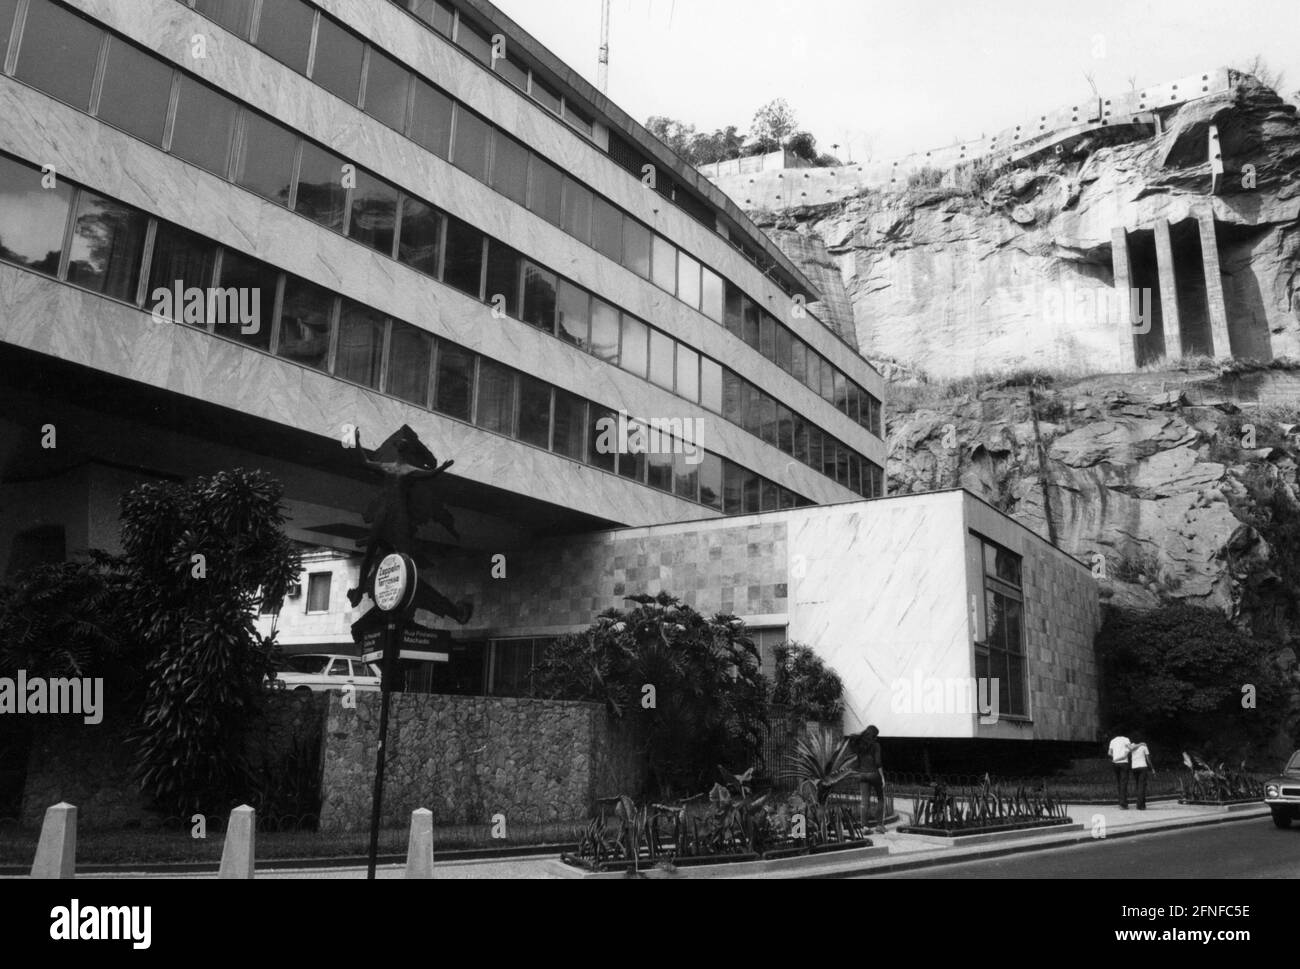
[597,0,610,93]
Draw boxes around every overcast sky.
[494,0,1300,161]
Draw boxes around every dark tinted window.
[700,358,722,413]
[170,78,238,177]
[475,358,515,434]
[97,38,173,146]
[496,54,528,91]
[312,16,364,104]
[723,462,743,515]
[277,276,334,372]
[490,134,530,207]
[0,155,73,276]
[555,279,589,350]
[67,192,148,302]
[564,102,593,137]
[528,156,563,227]
[433,341,474,420]
[456,19,493,65]
[335,301,386,390]
[590,297,619,364]
[254,0,315,73]
[622,220,651,278]
[676,345,700,403]
[701,268,724,323]
[146,222,218,326]
[410,80,453,158]
[647,450,673,494]
[652,235,676,293]
[759,314,776,361]
[742,296,761,348]
[677,251,701,309]
[214,249,277,350]
[620,316,648,378]
[791,339,806,384]
[532,75,561,114]
[387,321,433,406]
[14,0,102,111]
[589,406,617,473]
[0,0,17,69]
[410,0,454,35]
[235,114,297,205]
[452,108,491,182]
[776,324,793,373]
[363,49,410,130]
[294,142,349,232]
[398,196,441,276]
[485,240,521,317]
[618,421,646,483]
[699,454,723,511]
[552,391,586,461]
[591,197,622,263]
[522,263,557,333]
[347,172,399,256]
[196,0,255,36]
[515,375,551,449]
[648,329,674,391]
[442,218,484,297]
[673,452,699,502]
[561,179,592,244]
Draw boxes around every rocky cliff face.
[887,365,1300,734]
[752,78,1300,379]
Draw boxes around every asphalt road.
[863,818,1300,878]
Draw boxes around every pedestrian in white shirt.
[1130,741,1154,810]
[1107,734,1133,809]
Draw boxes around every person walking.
[1107,733,1133,809]
[1130,740,1155,810]
[854,726,885,827]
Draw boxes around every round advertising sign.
[373,554,415,613]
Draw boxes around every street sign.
[374,554,415,612]
[363,650,450,664]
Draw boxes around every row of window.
[0,152,832,512]
[168,0,881,432]
[0,0,881,490]
[976,535,1028,719]
[382,0,800,302]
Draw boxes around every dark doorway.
[1126,230,1166,366]
[1169,220,1212,357]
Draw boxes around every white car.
[269,654,382,694]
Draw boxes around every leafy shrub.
[531,593,769,797]
[771,642,845,723]
[1096,604,1290,758]
[120,470,302,816]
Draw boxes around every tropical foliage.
[907,775,1071,834]
[771,643,845,724]
[531,593,769,796]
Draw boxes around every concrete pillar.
[1198,213,1233,358]
[1111,227,1138,370]
[405,808,436,879]
[30,803,76,879]
[219,805,256,879]
[1153,219,1183,357]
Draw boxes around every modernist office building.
[0,0,1099,747]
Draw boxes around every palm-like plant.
[781,725,858,805]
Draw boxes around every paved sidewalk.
[53,799,1269,879]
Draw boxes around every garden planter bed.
[560,852,760,873]
[899,817,1075,838]
[1178,799,1261,807]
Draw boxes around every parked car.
[269,654,381,694]
[1264,750,1300,828]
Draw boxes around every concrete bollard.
[218,805,256,879]
[31,802,77,879]
[405,808,436,879]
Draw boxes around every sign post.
[366,553,416,881]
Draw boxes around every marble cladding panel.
[432,520,790,632]
[788,494,975,739]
